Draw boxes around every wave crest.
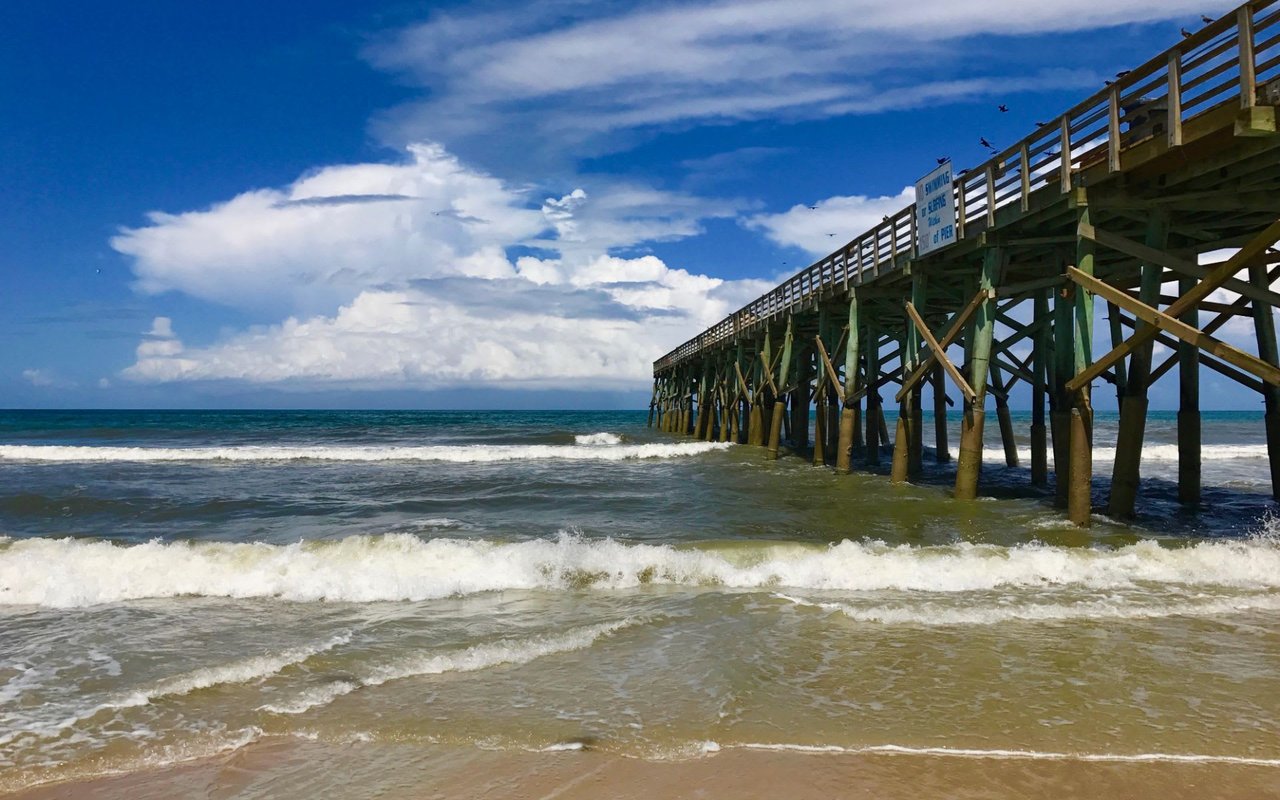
[3,534,1279,608]
[0,441,727,464]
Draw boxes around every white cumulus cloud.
[746,188,915,256]
[113,144,768,390]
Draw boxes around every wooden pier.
[650,0,1280,526]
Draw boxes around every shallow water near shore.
[1,409,1278,795]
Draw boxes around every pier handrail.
[654,0,1280,374]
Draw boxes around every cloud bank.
[113,144,768,389]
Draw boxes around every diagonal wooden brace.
[734,361,753,403]
[1079,221,1280,308]
[1066,267,1280,387]
[902,301,978,405]
[895,290,989,403]
[1067,218,1280,392]
[1116,313,1263,393]
[1149,263,1280,383]
[814,335,845,404]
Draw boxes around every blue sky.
[0,0,1252,409]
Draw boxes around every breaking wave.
[573,432,623,445]
[3,533,1279,608]
[0,441,726,464]
[975,443,1271,464]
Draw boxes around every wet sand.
[8,738,1280,800]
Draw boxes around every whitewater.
[3,533,1280,607]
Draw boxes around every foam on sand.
[738,741,1280,766]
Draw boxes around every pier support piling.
[932,366,950,463]
[1067,199,1096,527]
[767,316,794,459]
[1251,262,1280,500]
[836,296,860,472]
[1030,289,1050,486]
[1178,276,1202,504]
[955,248,1001,500]
[865,326,881,465]
[1068,405,1093,526]
[1052,276,1075,508]
[1108,212,1168,518]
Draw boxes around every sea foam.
[3,534,1279,608]
[0,441,726,464]
[261,617,637,716]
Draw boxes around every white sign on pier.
[914,162,957,256]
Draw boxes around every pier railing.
[654,0,1280,374]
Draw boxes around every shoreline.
[7,738,1280,800]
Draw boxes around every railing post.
[985,165,996,227]
[1059,116,1071,192]
[1107,85,1121,173]
[1019,142,1030,212]
[1168,52,1183,147]
[1239,5,1257,108]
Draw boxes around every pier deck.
[650,0,1280,524]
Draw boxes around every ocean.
[1,409,1279,796]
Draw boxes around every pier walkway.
[649,0,1280,525]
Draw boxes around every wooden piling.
[1178,275,1202,504]
[827,386,841,467]
[1251,262,1280,500]
[1067,200,1096,527]
[1030,289,1049,485]
[955,249,1000,500]
[877,400,891,456]
[932,366,949,462]
[865,326,880,465]
[997,398,1018,468]
[895,280,924,482]
[1108,213,1168,518]
[1068,406,1093,526]
[793,349,811,450]
[1052,277,1074,508]
[891,413,910,481]
[837,295,860,472]
[767,316,794,459]
[813,381,827,466]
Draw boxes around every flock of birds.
[797,16,1221,251]
[933,16,1219,166]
